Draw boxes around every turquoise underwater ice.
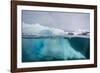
[22,37,90,62]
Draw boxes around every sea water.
[22,36,90,62]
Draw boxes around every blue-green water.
[22,36,90,62]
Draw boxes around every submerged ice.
[22,37,89,62]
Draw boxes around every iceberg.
[22,23,90,62]
[22,23,66,36]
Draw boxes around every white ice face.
[22,22,67,36]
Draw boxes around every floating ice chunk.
[22,22,66,36]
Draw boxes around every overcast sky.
[22,10,90,32]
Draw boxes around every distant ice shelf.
[22,35,90,39]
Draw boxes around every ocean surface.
[22,36,90,62]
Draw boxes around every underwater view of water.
[22,36,90,62]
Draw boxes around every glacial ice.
[22,23,66,36]
[22,23,89,62]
